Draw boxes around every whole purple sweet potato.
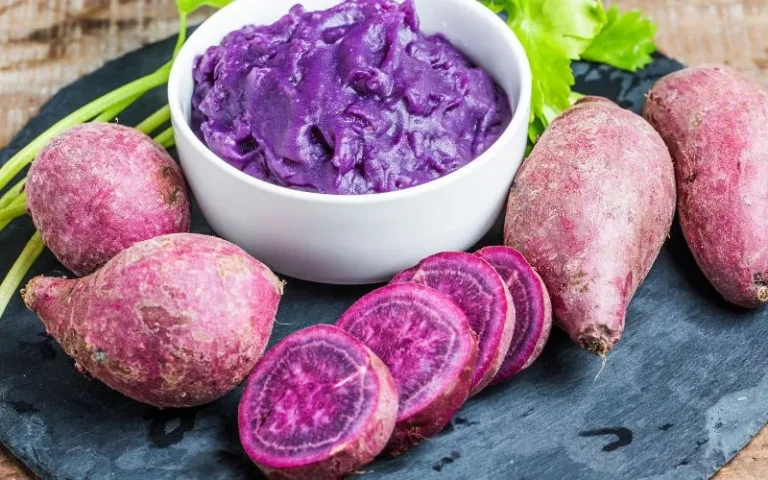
[239,325,398,480]
[644,65,768,308]
[337,283,477,454]
[23,233,282,408]
[391,252,514,395]
[26,123,191,276]
[505,98,676,355]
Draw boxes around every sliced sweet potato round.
[391,252,515,395]
[337,282,477,454]
[238,325,397,480]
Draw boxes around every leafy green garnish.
[483,0,605,142]
[480,0,656,144]
[582,6,657,72]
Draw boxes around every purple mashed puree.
[191,0,512,194]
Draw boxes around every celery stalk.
[137,105,172,136]
[0,179,25,210]
[0,196,26,224]
[153,127,176,149]
[0,231,44,318]
[93,92,144,123]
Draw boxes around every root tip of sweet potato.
[756,285,768,303]
[21,277,42,311]
[581,336,612,356]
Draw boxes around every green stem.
[153,127,176,149]
[136,105,172,136]
[173,12,189,59]
[0,231,44,318]
[0,61,173,193]
[93,92,144,123]
[0,179,25,210]
[0,195,26,223]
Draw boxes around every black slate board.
[1,32,766,480]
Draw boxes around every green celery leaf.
[529,0,607,59]
[481,0,507,14]
[581,6,657,72]
[481,0,607,148]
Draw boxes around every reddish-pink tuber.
[25,123,191,276]
[644,65,768,308]
[23,233,282,408]
[238,324,397,480]
[505,98,676,355]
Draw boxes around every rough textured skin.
[238,325,397,480]
[505,99,676,355]
[391,252,514,395]
[26,123,191,277]
[475,246,552,383]
[336,283,477,454]
[644,65,768,308]
[575,95,616,107]
[23,233,281,408]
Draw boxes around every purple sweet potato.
[505,98,676,355]
[238,324,397,480]
[336,283,477,454]
[644,65,768,308]
[26,123,191,276]
[475,246,552,383]
[23,233,282,408]
[391,252,514,395]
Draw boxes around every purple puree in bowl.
[191,0,512,195]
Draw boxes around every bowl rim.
[168,0,532,205]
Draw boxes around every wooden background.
[1,0,768,478]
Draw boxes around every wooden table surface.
[1,0,768,478]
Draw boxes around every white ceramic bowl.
[169,0,531,284]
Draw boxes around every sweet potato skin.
[26,123,191,276]
[644,65,768,308]
[23,233,282,408]
[505,98,676,354]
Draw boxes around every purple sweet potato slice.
[336,283,478,454]
[390,252,515,396]
[475,246,553,383]
[238,324,398,480]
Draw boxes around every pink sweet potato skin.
[644,65,768,307]
[239,325,398,480]
[505,98,676,354]
[23,233,282,408]
[26,123,191,277]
